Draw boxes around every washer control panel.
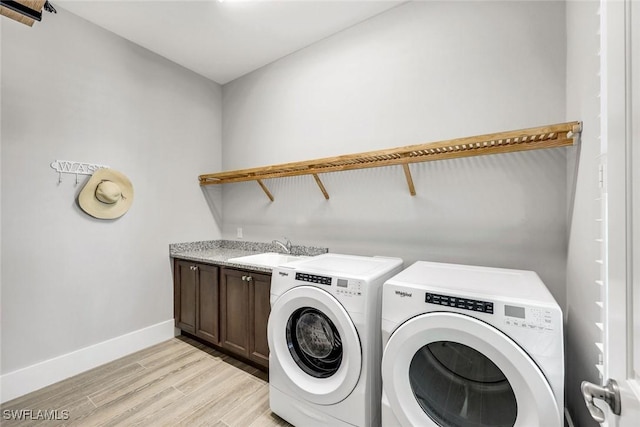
[425,292,494,314]
[295,272,363,297]
[295,272,331,286]
[335,278,363,297]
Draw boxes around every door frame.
[601,0,640,424]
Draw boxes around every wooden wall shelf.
[1,1,47,26]
[199,121,582,201]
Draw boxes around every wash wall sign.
[50,160,109,184]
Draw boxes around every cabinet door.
[249,272,271,368]
[174,260,196,334]
[196,264,219,345]
[220,268,250,358]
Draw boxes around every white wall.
[221,1,569,307]
[565,1,607,426]
[0,7,222,396]
[1,3,601,421]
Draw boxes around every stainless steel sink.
[227,252,308,268]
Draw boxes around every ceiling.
[56,0,404,84]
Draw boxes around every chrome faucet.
[272,237,292,254]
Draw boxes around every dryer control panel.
[503,305,556,332]
[423,292,558,333]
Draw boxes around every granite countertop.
[169,240,329,274]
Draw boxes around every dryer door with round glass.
[268,285,362,405]
[382,312,561,427]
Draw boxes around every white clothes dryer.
[268,253,403,427]
[381,261,564,427]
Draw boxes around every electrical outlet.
[237,227,243,239]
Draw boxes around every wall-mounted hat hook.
[50,160,110,184]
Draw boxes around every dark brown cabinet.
[220,268,272,368]
[173,260,219,345]
[173,259,271,370]
[249,271,271,366]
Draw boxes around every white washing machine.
[381,261,564,427]
[268,253,403,427]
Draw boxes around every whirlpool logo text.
[395,290,412,298]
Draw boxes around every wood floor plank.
[66,379,185,427]
[18,397,96,427]
[88,349,209,407]
[136,337,206,369]
[200,422,229,427]
[170,357,229,396]
[1,363,145,415]
[174,376,263,426]
[1,339,178,410]
[99,386,184,427]
[132,363,249,426]
[49,397,95,426]
[0,337,291,427]
[220,384,270,427]
[0,396,95,427]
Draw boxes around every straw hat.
[78,168,134,219]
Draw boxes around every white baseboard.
[0,319,176,404]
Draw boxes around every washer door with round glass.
[382,312,561,427]
[268,285,362,405]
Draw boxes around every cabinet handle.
[190,265,198,271]
[246,276,253,282]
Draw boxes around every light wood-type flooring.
[1,335,292,427]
